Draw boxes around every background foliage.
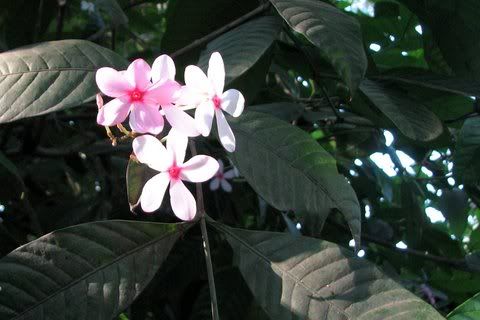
[0,0,479,319]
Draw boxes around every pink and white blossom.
[96,57,184,135]
[179,52,245,152]
[209,159,236,192]
[132,130,218,220]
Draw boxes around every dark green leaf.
[198,16,281,99]
[454,117,480,184]
[229,111,361,247]
[270,0,367,91]
[374,69,480,98]
[0,40,127,123]
[212,221,444,320]
[0,220,188,319]
[248,102,304,122]
[95,0,128,26]
[448,291,480,319]
[126,157,156,212]
[437,189,470,239]
[359,79,443,141]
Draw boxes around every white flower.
[132,129,218,220]
[178,52,245,152]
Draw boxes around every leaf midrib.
[232,116,343,212]
[0,67,98,78]
[211,222,350,319]
[11,222,184,319]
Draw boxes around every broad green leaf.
[229,111,361,246]
[359,79,443,141]
[198,16,281,99]
[269,0,367,92]
[403,0,480,81]
[248,102,304,122]
[0,40,127,123]
[448,292,480,320]
[454,117,480,185]
[374,69,480,98]
[0,220,188,319]
[212,222,445,320]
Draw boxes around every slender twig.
[320,86,343,121]
[171,3,270,58]
[33,0,44,42]
[189,141,220,320]
[444,112,478,124]
[56,0,66,40]
[331,220,475,273]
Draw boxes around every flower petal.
[185,65,213,96]
[167,128,188,165]
[140,172,170,213]
[221,179,232,192]
[195,100,215,136]
[132,135,171,172]
[170,180,197,221]
[215,109,236,152]
[96,97,131,126]
[125,59,152,91]
[175,85,206,106]
[208,52,225,95]
[224,169,236,179]
[221,89,244,117]
[144,79,181,106]
[163,104,200,137]
[181,155,219,182]
[209,178,220,191]
[151,54,176,84]
[96,67,133,97]
[129,103,164,134]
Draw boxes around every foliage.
[0,0,479,319]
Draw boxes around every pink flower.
[95,57,180,135]
[132,130,219,220]
[209,160,236,192]
[179,52,245,152]
[151,55,200,137]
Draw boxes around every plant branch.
[331,220,475,273]
[171,3,270,58]
[189,140,220,320]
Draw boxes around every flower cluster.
[96,52,244,220]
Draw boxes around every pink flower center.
[130,89,144,102]
[212,95,222,109]
[168,165,182,180]
[216,172,224,180]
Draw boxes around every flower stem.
[189,140,220,320]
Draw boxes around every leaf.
[126,157,156,212]
[197,16,281,99]
[359,79,443,141]
[211,221,445,320]
[0,39,128,123]
[269,0,367,92]
[448,291,480,320]
[161,0,258,70]
[0,220,188,319]
[248,102,304,122]
[437,189,470,239]
[454,117,480,185]
[374,69,480,98]
[229,111,361,247]
[95,0,128,26]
